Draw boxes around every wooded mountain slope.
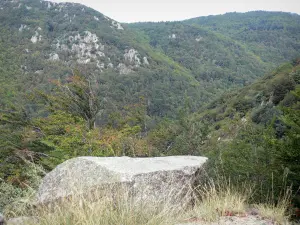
[1,1,300,214]
[186,11,300,65]
[130,11,300,87]
[1,1,300,118]
[0,0,202,117]
[197,59,300,206]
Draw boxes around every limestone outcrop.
[36,156,207,206]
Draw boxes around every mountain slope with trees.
[0,0,204,118]
[1,2,300,118]
[0,0,300,218]
[185,11,300,65]
[130,11,300,86]
[200,59,300,208]
[147,58,300,211]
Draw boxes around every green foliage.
[185,11,300,66]
[1,1,300,118]
[149,103,209,156]
[0,0,211,118]
[274,87,300,204]
[35,70,102,130]
[207,125,285,201]
[130,11,300,91]
[130,21,268,88]
[199,61,300,128]
[0,181,23,212]
[33,111,92,163]
[0,105,46,184]
[251,104,278,125]
[0,159,45,212]
[201,61,300,206]
[1,0,300,215]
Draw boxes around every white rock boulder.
[36,156,207,206]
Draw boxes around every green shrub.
[0,181,23,212]
[0,160,45,214]
[251,104,278,125]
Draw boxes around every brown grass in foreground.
[4,179,292,225]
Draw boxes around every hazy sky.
[50,0,300,23]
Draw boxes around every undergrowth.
[2,178,292,224]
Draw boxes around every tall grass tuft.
[188,176,252,222]
[33,185,184,225]
[254,186,292,224]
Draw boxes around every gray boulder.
[36,156,207,206]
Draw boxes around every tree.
[148,98,209,156]
[0,105,50,185]
[37,69,102,130]
[275,87,300,204]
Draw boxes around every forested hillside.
[0,0,300,219]
[130,11,300,85]
[201,59,300,209]
[185,11,300,65]
[147,58,300,210]
[1,1,300,118]
[0,0,205,118]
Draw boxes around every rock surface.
[7,216,38,225]
[37,156,207,206]
[176,215,278,225]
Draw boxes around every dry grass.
[254,188,292,224]
[186,179,251,222]
[255,204,289,225]
[4,177,293,225]
[30,186,185,225]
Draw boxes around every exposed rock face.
[169,33,176,39]
[1,1,152,76]
[124,48,141,66]
[37,156,207,206]
[49,53,59,61]
[111,20,124,30]
[195,36,203,42]
[31,31,42,43]
[70,31,105,64]
[18,24,28,32]
[54,31,105,65]
[143,56,149,65]
[117,63,133,75]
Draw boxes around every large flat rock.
[37,156,208,206]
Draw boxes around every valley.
[0,0,299,223]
